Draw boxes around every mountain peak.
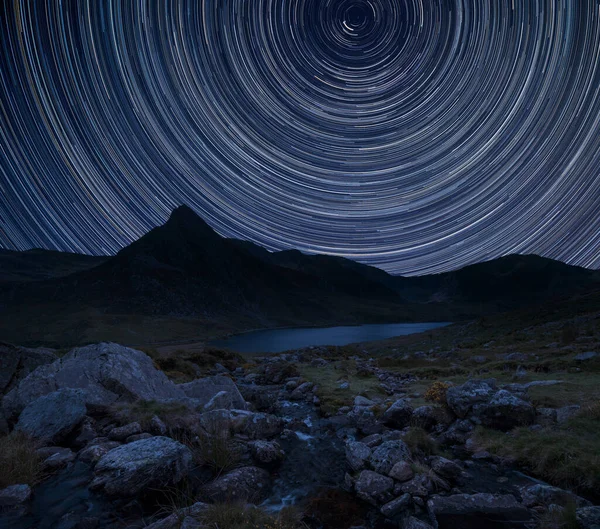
[165,205,217,234]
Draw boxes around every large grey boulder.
[199,409,283,439]
[178,376,246,411]
[15,388,86,444]
[577,506,600,529]
[90,436,192,496]
[354,470,394,506]
[3,343,185,419]
[200,466,271,504]
[473,390,535,430]
[345,441,372,471]
[0,342,57,395]
[369,440,411,475]
[446,379,497,418]
[380,493,411,517]
[520,483,591,508]
[382,399,413,429]
[427,493,532,529]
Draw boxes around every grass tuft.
[0,432,43,488]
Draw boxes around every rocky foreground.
[0,342,599,529]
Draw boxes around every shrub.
[197,503,305,529]
[535,503,578,529]
[197,415,242,475]
[0,432,43,488]
[111,400,197,433]
[424,381,450,405]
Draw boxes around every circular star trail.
[1,0,600,275]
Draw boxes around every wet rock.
[576,506,600,529]
[201,466,271,504]
[430,457,462,481]
[179,376,246,410]
[91,436,192,496]
[389,461,414,481]
[0,342,57,395]
[0,484,31,507]
[108,421,142,441]
[412,406,454,432]
[3,342,185,419]
[380,493,411,518]
[249,440,284,464]
[345,441,372,471]
[243,412,284,439]
[446,379,497,418]
[369,440,411,475]
[38,446,76,469]
[427,493,532,529]
[520,483,591,508]
[473,390,535,430]
[354,470,394,506]
[382,399,413,429]
[15,388,86,444]
[402,517,434,529]
[78,441,121,464]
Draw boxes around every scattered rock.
[473,390,535,431]
[91,436,192,496]
[345,441,372,472]
[15,388,86,444]
[179,376,246,410]
[397,474,434,497]
[382,399,413,429]
[389,461,414,482]
[108,422,142,441]
[574,351,598,361]
[38,446,76,469]
[412,406,454,432]
[446,379,497,418]
[556,405,581,424]
[520,483,590,508]
[0,342,57,395]
[126,433,153,443]
[249,440,284,464]
[380,493,411,518]
[576,506,600,529]
[200,466,271,504]
[78,441,121,464]
[430,457,462,480]
[402,517,434,529]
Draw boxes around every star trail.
[1,0,599,275]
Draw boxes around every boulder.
[412,406,454,432]
[78,441,121,464]
[145,502,210,529]
[520,484,590,508]
[354,470,394,506]
[446,379,497,418]
[347,405,383,435]
[574,351,598,361]
[108,422,142,441]
[249,440,284,464]
[382,399,413,429]
[380,493,411,518]
[0,342,57,395]
[38,446,76,469]
[15,388,86,444]
[345,441,372,472]
[427,493,532,529]
[430,457,462,481]
[200,466,271,504]
[556,405,580,424]
[473,390,535,430]
[396,474,434,497]
[179,376,246,411]
[369,440,411,475]
[402,517,434,529]
[3,343,185,419]
[91,436,192,496]
[389,461,414,482]
[0,484,32,507]
[576,506,600,529]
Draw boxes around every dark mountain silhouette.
[0,205,598,346]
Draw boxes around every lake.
[210,322,452,353]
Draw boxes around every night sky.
[1,1,600,275]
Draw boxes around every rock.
[574,351,598,361]
[402,517,434,529]
[73,418,98,448]
[179,376,246,411]
[535,408,557,426]
[369,440,411,475]
[396,474,434,497]
[556,405,580,424]
[149,415,168,435]
[0,484,32,507]
[126,433,153,443]
[0,342,57,395]
[242,412,284,439]
[37,447,76,469]
[91,436,192,496]
[440,419,474,445]
[446,379,497,418]
[15,388,86,444]
[345,441,372,471]
[472,390,535,431]
[361,433,383,448]
[576,506,600,529]
[145,502,209,529]
[3,343,185,419]
[249,440,284,464]
[108,422,142,441]
[389,461,414,482]
[290,382,313,400]
[201,466,271,504]
[427,493,532,529]
[354,470,394,506]
[380,493,411,517]
[430,457,462,480]
[520,484,590,508]
[382,399,413,429]
[412,406,454,432]
[78,441,121,464]
[347,405,382,435]
[354,396,375,407]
